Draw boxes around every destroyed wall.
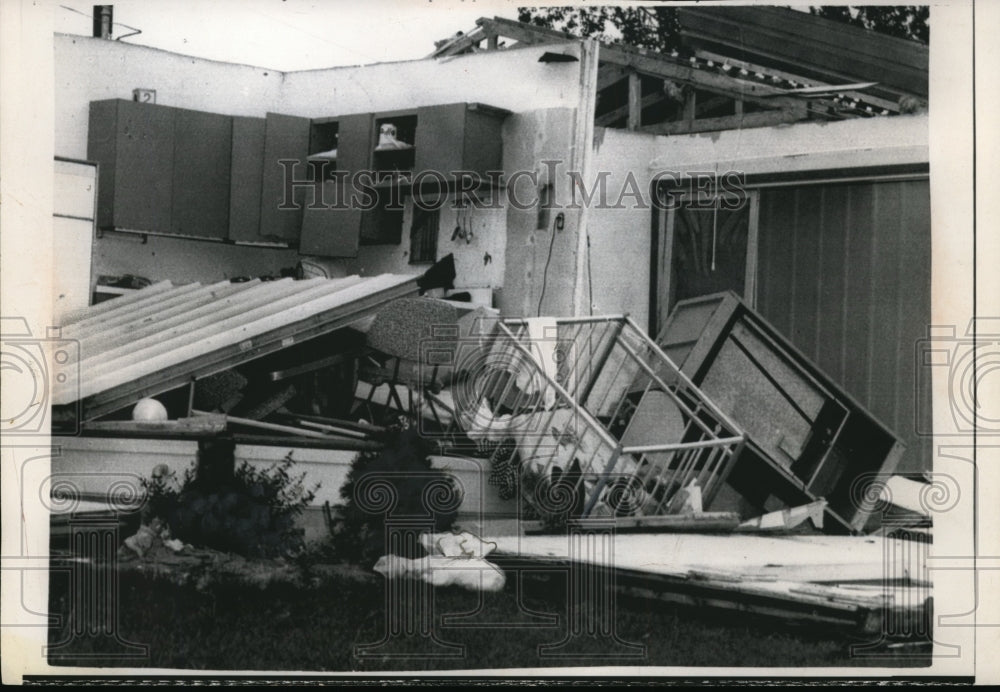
[54,35,587,299]
[499,108,581,317]
[586,114,931,472]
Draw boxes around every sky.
[53,0,530,71]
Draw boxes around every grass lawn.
[46,562,930,671]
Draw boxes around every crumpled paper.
[372,530,505,592]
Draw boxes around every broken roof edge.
[55,28,577,80]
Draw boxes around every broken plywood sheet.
[488,532,929,586]
[486,530,929,633]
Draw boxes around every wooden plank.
[478,16,574,46]
[72,281,238,346]
[594,92,663,127]
[626,72,642,130]
[430,26,487,57]
[599,44,808,113]
[72,279,352,391]
[59,280,174,326]
[693,49,899,113]
[191,410,355,441]
[596,63,629,91]
[76,276,419,419]
[640,104,808,136]
[75,281,261,358]
[573,512,741,531]
[489,531,930,586]
[695,95,730,117]
[62,283,203,338]
[65,275,416,404]
[82,415,227,435]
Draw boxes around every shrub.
[141,451,318,559]
[327,425,461,565]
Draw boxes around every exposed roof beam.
[640,103,809,136]
[693,49,899,112]
[599,44,806,112]
[596,91,664,128]
[596,63,630,91]
[430,27,487,57]
[478,16,577,45]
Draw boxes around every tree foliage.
[517,5,681,53]
[810,6,928,44]
[516,5,929,51]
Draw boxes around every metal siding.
[757,188,796,337]
[791,186,822,361]
[817,185,847,383]
[757,179,931,473]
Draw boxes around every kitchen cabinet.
[89,99,175,233]
[414,103,507,182]
[172,108,232,238]
[259,112,310,243]
[88,100,231,239]
[228,116,266,243]
[299,113,373,257]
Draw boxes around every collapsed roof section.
[431,9,928,136]
[54,273,419,421]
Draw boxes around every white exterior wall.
[586,114,930,330]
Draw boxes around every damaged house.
[46,7,932,634]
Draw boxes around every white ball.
[132,398,168,422]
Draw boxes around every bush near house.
[325,424,461,565]
[141,450,317,559]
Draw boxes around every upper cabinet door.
[229,116,266,243]
[172,108,232,238]
[414,103,508,181]
[89,99,175,233]
[260,112,311,243]
[414,103,467,178]
[299,112,373,258]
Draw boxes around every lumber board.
[59,280,175,326]
[76,278,360,384]
[487,532,929,586]
[73,279,321,371]
[61,282,202,337]
[82,415,227,435]
[73,280,258,359]
[640,104,809,136]
[69,281,231,342]
[63,278,358,396]
[598,44,808,113]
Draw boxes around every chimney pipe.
[92,5,113,39]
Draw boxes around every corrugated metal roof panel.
[55,273,420,418]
